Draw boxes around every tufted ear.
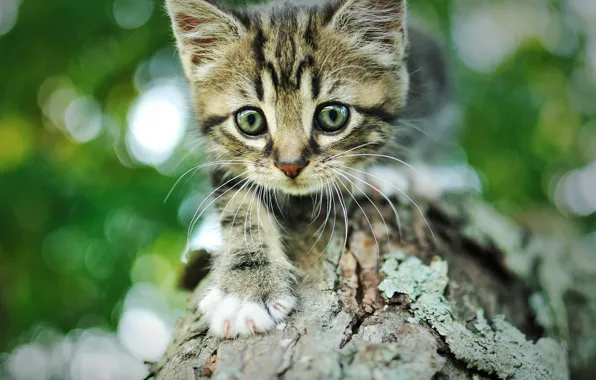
[328,0,407,66]
[165,0,247,80]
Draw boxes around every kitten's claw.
[267,294,298,321]
[199,287,296,339]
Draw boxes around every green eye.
[235,108,266,136]
[316,104,349,133]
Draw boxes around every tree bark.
[149,194,595,380]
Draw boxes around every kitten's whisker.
[336,166,403,240]
[306,182,332,256]
[302,179,326,232]
[325,142,377,162]
[336,154,416,172]
[216,180,252,265]
[310,182,331,237]
[341,166,436,241]
[228,181,255,254]
[256,186,263,249]
[263,187,295,255]
[397,119,429,136]
[309,182,337,263]
[164,160,250,203]
[331,180,349,256]
[244,182,258,249]
[335,176,381,262]
[271,190,289,233]
[187,171,248,244]
[333,169,391,247]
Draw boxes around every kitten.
[165,0,451,338]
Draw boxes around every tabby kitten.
[165,0,451,338]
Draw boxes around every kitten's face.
[167,0,409,195]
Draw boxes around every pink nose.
[276,162,307,179]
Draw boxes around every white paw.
[199,287,297,339]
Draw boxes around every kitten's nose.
[275,159,308,179]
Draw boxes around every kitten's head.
[166,0,409,195]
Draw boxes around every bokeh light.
[0,0,20,36]
[554,162,596,216]
[126,82,188,166]
[113,0,154,30]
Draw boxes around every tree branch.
[150,194,595,379]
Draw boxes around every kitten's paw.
[199,287,297,339]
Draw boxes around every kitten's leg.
[199,185,297,338]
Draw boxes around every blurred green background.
[1,0,595,378]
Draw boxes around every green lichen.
[379,254,569,380]
[458,199,571,341]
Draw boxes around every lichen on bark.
[379,253,568,380]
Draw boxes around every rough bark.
[149,194,596,380]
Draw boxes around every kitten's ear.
[328,0,407,65]
[165,0,247,79]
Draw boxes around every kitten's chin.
[266,179,324,196]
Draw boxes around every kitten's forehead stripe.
[311,74,320,100]
[266,62,280,90]
[304,13,316,49]
[253,25,266,68]
[255,76,264,101]
[295,55,314,91]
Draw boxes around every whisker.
[302,179,326,232]
[341,166,436,241]
[263,187,295,255]
[256,186,264,250]
[336,154,417,172]
[182,175,249,263]
[335,176,381,261]
[244,182,259,249]
[336,166,403,239]
[333,169,391,246]
[187,172,248,243]
[397,119,429,137]
[164,160,250,203]
[325,142,377,162]
[331,180,349,256]
[307,181,334,257]
[228,181,255,254]
[271,190,289,232]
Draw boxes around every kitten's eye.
[316,104,349,133]
[235,108,267,136]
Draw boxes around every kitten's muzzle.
[275,158,309,179]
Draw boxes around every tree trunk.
[149,194,595,380]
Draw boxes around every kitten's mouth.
[252,164,331,195]
[276,175,328,195]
